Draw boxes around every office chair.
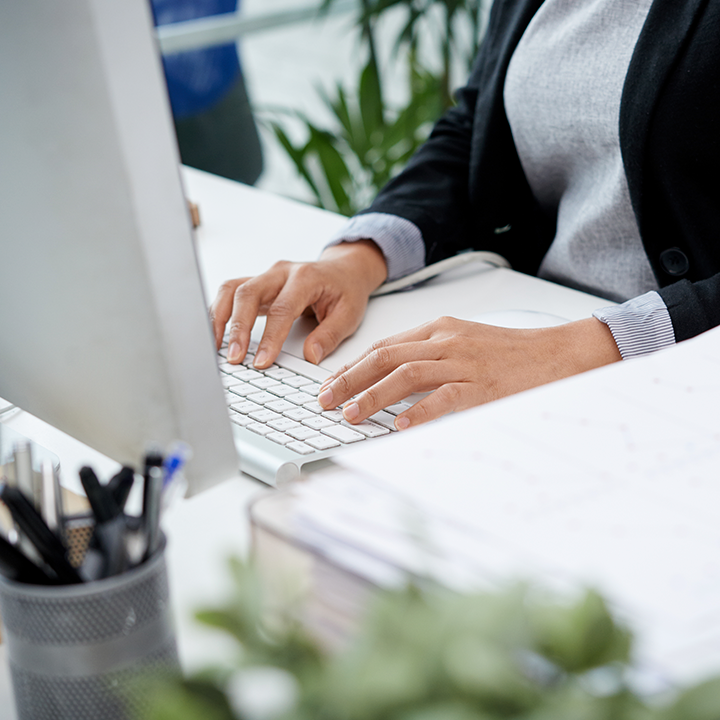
[152,0,263,186]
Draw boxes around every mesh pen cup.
[0,536,179,720]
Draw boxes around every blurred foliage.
[137,557,720,720]
[267,0,487,215]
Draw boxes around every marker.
[79,466,128,578]
[107,466,135,512]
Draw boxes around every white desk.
[0,168,614,718]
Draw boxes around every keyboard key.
[384,401,412,416]
[246,422,274,436]
[265,368,296,380]
[267,417,301,432]
[267,385,298,398]
[227,382,256,397]
[302,401,324,414]
[321,425,365,444]
[267,432,293,445]
[287,441,315,455]
[283,375,314,388]
[343,420,390,438]
[246,391,277,405]
[250,377,283,390]
[249,409,282,423]
[283,407,315,422]
[235,369,263,381]
[241,353,255,366]
[266,399,297,414]
[219,362,243,374]
[368,410,397,430]
[302,383,322,396]
[287,426,321,441]
[229,414,253,427]
[286,392,315,406]
[230,401,263,415]
[303,416,335,430]
[305,435,341,450]
[321,410,345,423]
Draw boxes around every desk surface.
[0,168,614,719]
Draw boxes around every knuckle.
[411,401,432,424]
[267,297,296,320]
[369,346,393,372]
[333,373,352,396]
[218,279,240,295]
[362,384,382,409]
[438,382,463,406]
[396,361,421,387]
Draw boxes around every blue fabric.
[152,0,241,119]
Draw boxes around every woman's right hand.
[209,239,388,369]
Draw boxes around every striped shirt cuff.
[325,212,425,282]
[592,291,676,359]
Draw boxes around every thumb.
[303,303,363,364]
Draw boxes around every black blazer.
[362,0,720,342]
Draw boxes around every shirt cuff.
[592,291,676,359]
[326,213,425,282]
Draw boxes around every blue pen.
[162,442,191,488]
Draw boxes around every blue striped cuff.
[593,291,676,359]
[325,213,425,282]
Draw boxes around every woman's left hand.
[317,316,622,430]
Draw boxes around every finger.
[226,273,286,363]
[209,278,248,349]
[340,359,459,424]
[325,321,438,380]
[318,340,443,410]
[253,276,324,368]
[393,382,475,430]
[302,299,365,365]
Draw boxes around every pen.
[40,459,62,533]
[107,466,135,512]
[142,452,164,561]
[79,466,128,578]
[0,483,81,584]
[0,534,55,585]
[13,441,35,505]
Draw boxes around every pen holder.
[0,535,179,720]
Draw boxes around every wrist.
[321,239,388,293]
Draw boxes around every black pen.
[142,453,164,562]
[107,466,135,512]
[0,483,81,584]
[79,466,128,578]
[0,534,55,585]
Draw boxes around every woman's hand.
[317,316,622,429]
[209,240,388,368]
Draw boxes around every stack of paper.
[263,327,720,686]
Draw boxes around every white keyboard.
[219,340,410,484]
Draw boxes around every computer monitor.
[0,0,240,494]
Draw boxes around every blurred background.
[154,0,490,213]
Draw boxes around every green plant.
[138,557,720,720]
[267,0,487,216]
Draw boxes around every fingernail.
[254,350,269,368]
[311,343,323,364]
[318,388,333,408]
[343,402,359,421]
[228,342,241,363]
[396,416,411,431]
